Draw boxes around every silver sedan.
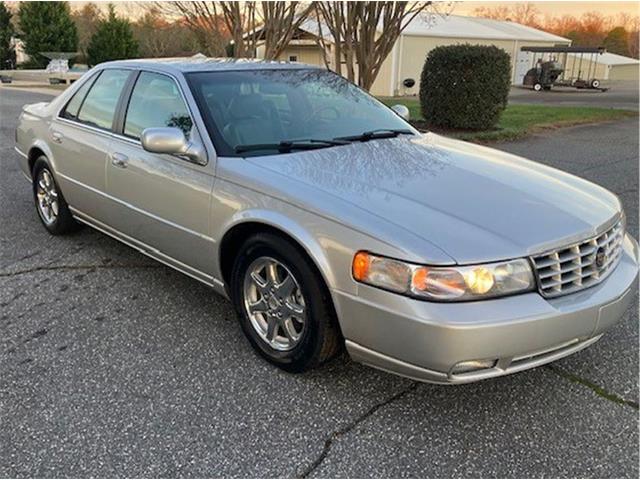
[14,58,639,384]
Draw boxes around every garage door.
[515,51,533,85]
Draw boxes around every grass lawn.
[379,97,637,143]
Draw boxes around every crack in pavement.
[297,364,637,478]
[0,263,162,277]
[546,364,639,410]
[297,382,419,478]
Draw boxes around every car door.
[51,68,134,222]
[105,70,216,278]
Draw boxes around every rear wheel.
[591,79,600,89]
[230,233,341,372]
[533,83,543,92]
[32,157,80,235]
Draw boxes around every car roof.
[97,57,323,74]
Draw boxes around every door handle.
[111,152,129,168]
[51,131,63,144]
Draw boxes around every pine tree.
[603,27,630,57]
[18,1,78,68]
[0,1,14,68]
[87,4,138,67]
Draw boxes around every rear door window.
[124,71,193,140]
[77,69,131,131]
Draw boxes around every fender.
[28,138,57,174]
[217,207,340,296]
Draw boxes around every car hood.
[245,133,621,264]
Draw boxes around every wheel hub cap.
[36,169,59,225]
[243,257,307,351]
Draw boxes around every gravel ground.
[1,89,638,478]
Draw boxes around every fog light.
[451,359,497,375]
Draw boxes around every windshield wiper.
[336,128,414,142]
[235,138,349,154]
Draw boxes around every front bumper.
[335,234,639,384]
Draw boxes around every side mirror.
[391,104,410,121]
[140,127,207,165]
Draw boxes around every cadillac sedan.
[14,58,639,384]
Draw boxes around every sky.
[453,1,639,17]
[99,1,640,19]
[8,1,640,20]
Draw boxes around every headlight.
[352,251,534,301]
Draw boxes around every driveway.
[1,90,638,478]
[510,80,639,110]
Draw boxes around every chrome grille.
[532,219,624,298]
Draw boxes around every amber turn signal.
[352,251,371,281]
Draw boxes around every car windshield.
[186,68,414,156]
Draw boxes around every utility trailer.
[521,46,608,92]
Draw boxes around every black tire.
[32,157,80,235]
[230,232,342,372]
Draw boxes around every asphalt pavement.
[1,89,638,478]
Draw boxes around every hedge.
[419,44,511,130]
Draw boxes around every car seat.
[223,94,284,147]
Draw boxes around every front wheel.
[533,83,543,92]
[230,233,341,372]
[32,157,80,235]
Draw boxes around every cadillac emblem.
[595,247,607,269]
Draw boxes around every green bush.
[419,44,511,130]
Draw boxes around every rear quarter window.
[60,73,99,121]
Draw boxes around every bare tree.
[151,1,229,56]
[314,2,435,91]
[150,1,313,59]
[71,2,102,63]
[260,2,315,59]
[217,1,258,57]
[471,5,510,21]
[314,3,356,82]
[473,2,540,27]
[510,3,541,27]
[133,8,201,58]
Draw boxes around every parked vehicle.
[521,46,608,92]
[14,59,639,384]
[523,59,564,91]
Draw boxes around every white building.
[258,14,572,96]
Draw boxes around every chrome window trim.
[54,66,138,119]
[121,70,194,140]
[54,66,213,167]
[58,70,101,121]
[66,69,135,133]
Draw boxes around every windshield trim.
[186,68,416,158]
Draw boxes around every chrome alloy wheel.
[36,168,59,225]
[243,256,307,351]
